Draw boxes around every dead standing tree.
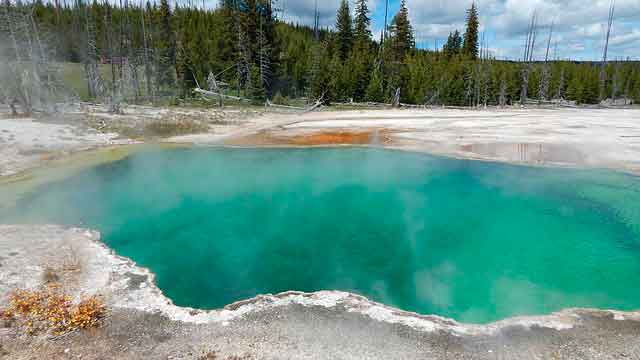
[611,61,622,102]
[478,33,491,108]
[599,0,615,102]
[257,7,271,96]
[623,67,633,104]
[1,1,34,114]
[83,2,104,101]
[520,11,537,105]
[115,0,140,103]
[498,72,508,107]
[538,20,554,103]
[101,0,140,113]
[1,1,66,115]
[140,0,154,101]
[235,0,250,97]
[556,67,565,100]
[464,67,474,107]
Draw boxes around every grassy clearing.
[143,117,210,137]
[85,113,211,139]
[57,62,315,107]
[59,62,114,101]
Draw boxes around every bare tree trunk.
[236,6,250,96]
[9,98,18,116]
[140,1,153,101]
[102,1,114,95]
[28,5,51,109]
[556,68,565,100]
[624,69,633,103]
[499,73,507,107]
[521,12,537,105]
[84,4,100,100]
[600,0,615,102]
[612,61,621,102]
[258,15,270,94]
[544,21,554,63]
[464,69,473,107]
[2,1,22,64]
[520,65,530,105]
[392,88,400,107]
[4,2,35,114]
[539,64,550,103]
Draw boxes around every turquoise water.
[2,147,640,323]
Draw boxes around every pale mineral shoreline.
[3,106,640,178]
[2,106,640,359]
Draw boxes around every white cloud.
[609,28,640,46]
[280,0,381,28]
[278,0,640,60]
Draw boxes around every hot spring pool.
[2,147,640,323]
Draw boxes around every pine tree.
[566,71,583,103]
[443,32,454,56]
[348,46,371,101]
[454,31,463,52]
[454,31,462,54]
[258,0,276,96]
[216,0,239,82]
[365,65,384,102]
[12,0,640,107]
[329,51,344,100]
[556,67,565,100]
[236,0,276,97]
[632,71,640,104]
[156,0,175,88]
[443,30,462,57]
[249,64,265,102]
[310,43,331,102]
[389,0,413,61]
[335,0,353,60]
[353,0,371,48]
[462,2,479,59]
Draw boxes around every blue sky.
[273,0,640,61]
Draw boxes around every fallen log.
[399,103,426,109]
[303,94,324,113]
[194,88,251,102]
[332,101,387,107]
[303,101,322,113]
[265,100,306,110]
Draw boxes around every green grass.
[59,62,114,101]
[57,62,312,108]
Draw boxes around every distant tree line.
[1,0,639,111]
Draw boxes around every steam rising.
[0,3,76,115]
[3,147,640,323]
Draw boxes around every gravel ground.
[0,104,262,177]
[4,107,640,177]
[0,118,122,177]
[233,108,640,175]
